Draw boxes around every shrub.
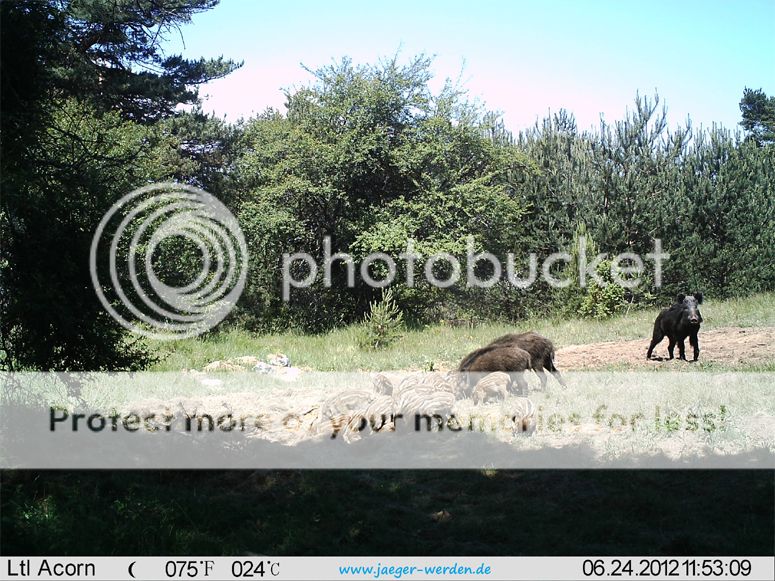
[578,259,628,319]
[357,288,404,350]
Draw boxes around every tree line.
[1,0,773,371]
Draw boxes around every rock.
[431,510,452,523]
[253,362,273,374]
[267,353,290,367]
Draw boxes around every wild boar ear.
[676,293,686,303]
[693,292,703,304]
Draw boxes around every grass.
[2,470,773,556]
[149,293,775,372]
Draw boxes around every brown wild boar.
[488,331,566,389]
[458,345,531,396]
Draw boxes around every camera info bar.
[1,557,772,581]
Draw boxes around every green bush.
[357,288,405,350]
[578,259,627,319]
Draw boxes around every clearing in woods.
[149,293,775,373]
[556,327,775,370]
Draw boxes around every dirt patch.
[555,327,775,370]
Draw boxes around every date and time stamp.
[0,556,769,580]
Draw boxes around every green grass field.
[150,293,775,372]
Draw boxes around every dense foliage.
[739,88,775,146]
[1,0,239,370]
[1,2,773,370]
[233,68,774,332]
[233,56,533,331]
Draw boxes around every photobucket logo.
[90,183,248,340]
[282,236,669,299]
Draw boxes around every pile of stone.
[199,353,300,380]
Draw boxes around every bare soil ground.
[555,327,775,370]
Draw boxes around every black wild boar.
[646,293,704,361]
[488,331,567,389]
[458,345,532,396]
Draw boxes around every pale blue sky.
[163,0,775,132]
